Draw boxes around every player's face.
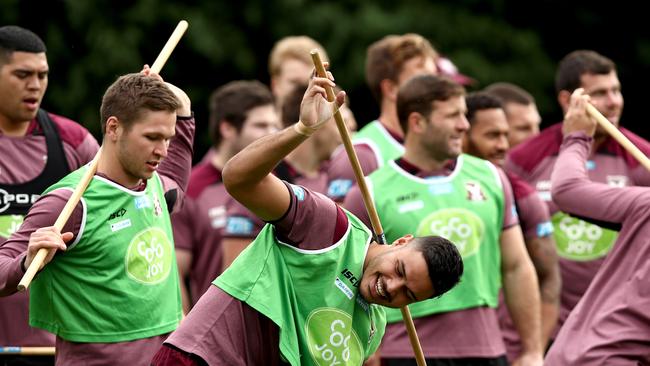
[464,108,510,167]
[396,55,438,86]
[117,110,176,184]
[0,51,48,125]
[271,58,312,103]
[360,236,435,308]
[504,102,541,147]
[234,104,281,152]
[421,96,469,162]
[580,71,623,127]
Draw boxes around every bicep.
[228,174,291,222]
[500,225,531,273]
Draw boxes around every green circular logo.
[125,228,173,284]
[306,308,363,366]
[0,215,23,238]
[552,212,617,261]
[416,208,484,258]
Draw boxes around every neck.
[97,143,141,188]
[212,143,235,171]
[378,100,403,138]
[403,139,450,172]
[0,116,31,137]
[285,142,322,178]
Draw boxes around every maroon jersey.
[0,116,194,365]
[545,133,650,365]
[0,113,98,348]
[171,162,228,305]
[505,123,650,330]
[344,157,518,358]
[159,182,348,365]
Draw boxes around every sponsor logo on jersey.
[606,175,628,187]
[552,212,616,260]
[125,227,173,284]
[108,208,127,221]
[110,218,132,232]
[134,196,151,209]
[340,268,361,288]
[306,308,364,366]
[0,189,39,213]
[209,205,226,229]
[536,221,554,237]
[465,181,486,201]
[535,180,552,202]
[417,208,485,257]
[153,196,163,217]
[290,184,306,201]
[225,216,254,235]
[328,179,353,199]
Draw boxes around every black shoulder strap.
[37,109,71,174]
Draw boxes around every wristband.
[293,121,318,137]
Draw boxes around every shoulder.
[504,171,536,200]
[187,162,222,199]
[506,123,563,173]
[48,112,92,149]
[604,128,650,169]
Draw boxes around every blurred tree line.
[3,0,649,160]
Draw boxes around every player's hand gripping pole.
[586,104,650,171]
[17,20,189,292]
[311,50,428,366]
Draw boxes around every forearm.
[0,250,26,296]
[223,125,307,192]
[503,259,542,354]
[527,235,560,346]
[159,116,195,194]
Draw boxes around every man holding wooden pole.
[504,50,650,339]
[0,25,99,364]
[0,68,194,365]
[151,69,463,366]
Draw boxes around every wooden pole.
[586,104,650,171]
[311,50,427,366]
[0,346,56,355]
[17,20,189,291]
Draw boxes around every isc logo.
[0,189,40,213]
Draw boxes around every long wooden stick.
[17,20,189,292]
[0,346,55,355]
[586,104,650,171]
[311,50,427,366]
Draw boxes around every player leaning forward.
[0,70,194,365]
[151,73,464,365]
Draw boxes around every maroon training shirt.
[0,113,98,348]
[545,132,650,365]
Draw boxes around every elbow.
[222,158,240,196]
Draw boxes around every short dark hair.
[412,236,463,298]
[209,80,274,147]
[396,74,465,133]
[465,92,503,125]
[0,26,47,65]
[484,82,535,106]
[366,33,438,103]
[100,73,180,134]
[281,83,308,128]
[555,50,616,94]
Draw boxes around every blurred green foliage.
[2,0,647,159]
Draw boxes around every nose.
[154,140,169,158]
[496,135,509,152]
[458,115,470,132]
[386,276,406,300]
[605,90,622,108]
[26,75,42,90]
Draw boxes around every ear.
[380,78,399,103]
[393,234,414,247]
[408,112,427,134]
[219,120,237,141]
[558,90,571,113]
[104,116,121,142]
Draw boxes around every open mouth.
[23,98,39,110]
[146,161,160,171]
[375,275,388,301]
